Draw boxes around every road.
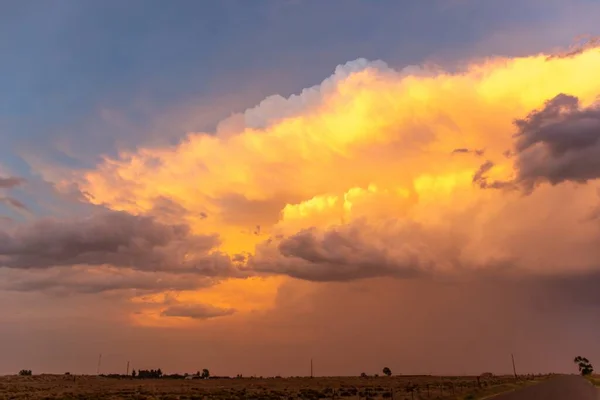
[494,375,599,400]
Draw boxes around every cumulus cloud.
[0,210,243,277]
[160,303,236,319]
[62,46,600,287]
[249,189,600,282]
[230,58,399,131]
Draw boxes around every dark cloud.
[232,253,248,263]
[471,161,512,189]
[451,148,485,156]
[509,93,600,191]
[0,196,30,212]
[250,222,443,282]
[160,303,236,319]
[0,266,214,295]
[472,160,494,188]
[0,176,25,189]
[0,210,242,277]
[473,94,600,193]
[452,148,470,154]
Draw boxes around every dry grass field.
[0,374,551,400]
[585,375,600,387]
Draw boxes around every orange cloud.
[77,46,600,319]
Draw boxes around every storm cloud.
[3,7,600,377]
[0,211,242,277]
[511,93,600,191]
[251,219,478,282]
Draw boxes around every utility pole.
[126,361,130,376]
[511,353,517,380]
[310,358,313,378]
[97,354,102,375]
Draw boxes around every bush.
[18,370,32,376]
[136,369,163,379]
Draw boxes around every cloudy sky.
[2,0,600,377]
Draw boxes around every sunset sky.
[2,0,600,377]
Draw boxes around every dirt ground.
[0,374,551,400]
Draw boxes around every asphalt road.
[494,375,599,400]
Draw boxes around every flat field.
[0,374,551,400]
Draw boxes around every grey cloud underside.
[250,221,452,282]
[0,211,242,277]
[0,176,25,189]
[511,93,600,190]
[160,303,236,319]
[0,266,215,294]
[470,93,600,192]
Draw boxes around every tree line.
[15,358,594,379]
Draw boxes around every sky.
[2,0,600,377]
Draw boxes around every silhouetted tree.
[574,356,594,376]
[131,369,136,378]
[201,369,210,379]
[382,367,392,376]
[360,372,368,378]
[18,370,32,376]
[136,369,163,379]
